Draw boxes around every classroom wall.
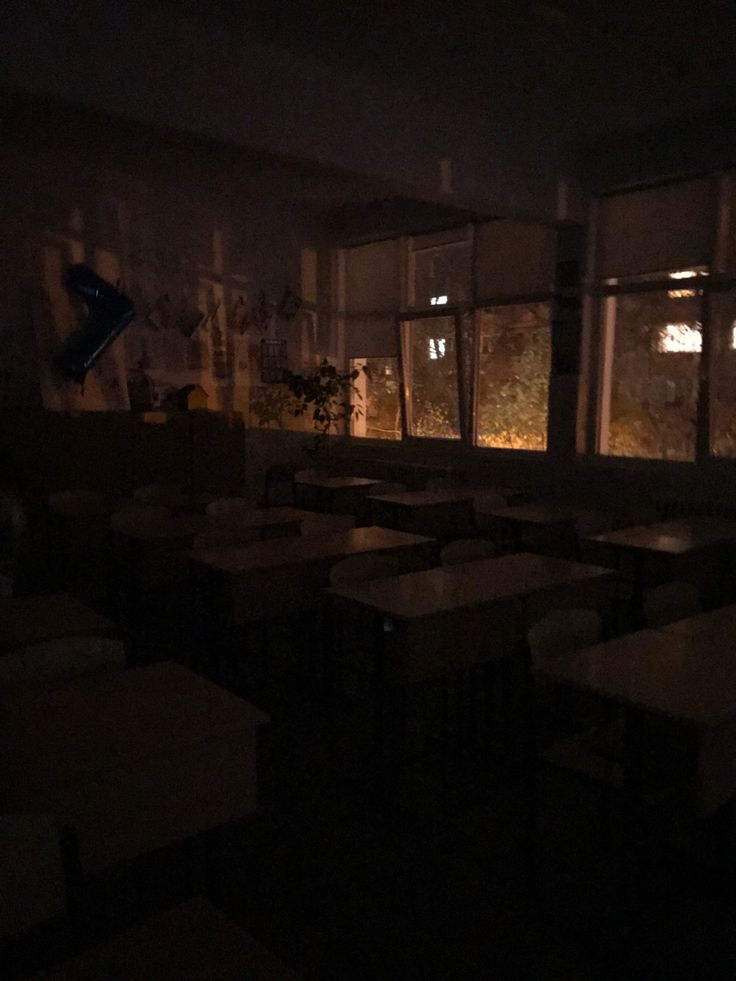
[0,98,330,415]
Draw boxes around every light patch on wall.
[430,295,448,306]
[656,322,702,353]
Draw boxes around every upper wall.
[0,0,570,220]
[0,99,330,412]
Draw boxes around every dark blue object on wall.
[57,264,135,384]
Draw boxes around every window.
[475,303,551,450]
[411,232,471,309]
[401,316,460,439]
[710,293,736,457]
[349,357,402,440]
[598,283,701,461]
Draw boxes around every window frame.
[399,310,465,442]
[582,172,736,466]
[470,292,555,454]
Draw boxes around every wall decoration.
[260,338,288,383]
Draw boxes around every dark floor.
[8,578,736,980]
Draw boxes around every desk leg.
[620,710,647,941]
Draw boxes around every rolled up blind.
[344,315,398,358]
[345,239,400,313]
[596,177,715,280]
[474,219,557,301]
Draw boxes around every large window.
[350,357,401,440]
[401,316,461,439]
[598,277,702,461]
[475,303,551,450]
[710,292,736,457]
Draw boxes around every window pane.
[600,291,701,461]
[475,303,551,450]
[412,241,471,309]
[402,317,460,439]
[710,293,736,457]
[350,357,401,440]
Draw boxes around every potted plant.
[284,359,366,455]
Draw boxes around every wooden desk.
[658,602,736,640]
[537,628,736,816]
[475,503,587,551]
[0,663,269,873]
[294,474,382,515]
[0,592,118,654]
[368,490,474,538]
[328,552,614,683]
[192,526,438,624]
[587,517,736,558]
[208,507,313,541]
[39,898,301,980]
[327,553,613,794]
[584,516,736,615]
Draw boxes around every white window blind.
[344,315,398,358]
[474,220,557,301]
[596,177,716,280]
[345,239,400,313]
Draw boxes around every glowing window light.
[656,322,702,353]
[668,268,707,298]
[430,295,448,306]
[731,323,736,350]
[428,338,447,359]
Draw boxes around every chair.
[0,813,69,939]
[301,514,356,536]
[643,580,702,628]
[529,609,619,780]
[425,476,463,493]
[111,505,172,536]
[440,538,498,566]
[263,463,299,506]
[48,488,110,519]
[0,636,126,689]
[133,484,187,509]
[370,481,407,496]
[205,497,257,517]
[575,511,614,537]
[329,552,400,586]
[528,608,603,669]
[471,491,507,511]
[193,520,262,551]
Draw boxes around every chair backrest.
[643,581,702,628]
[371,481,407,496]
[193,520,262,550]
[575,512,614,537]
[0,636,126,689]
[528,608,602,667]
[425,476,462,493]
[300,514,356,537]
[263,464,299,506]
[329,552,400,586]
[111,505,172,535]
[472,491,507,511]
[133,484,187,509]
[440,537,498,566]
[48,489,109,519]
[0,814,67,938]
[205,497,256,517]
